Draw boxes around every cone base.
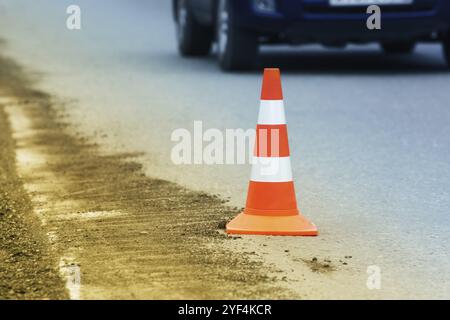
[226,212,318,236]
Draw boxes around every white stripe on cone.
[257,100,286,125]
[250,156,293,182]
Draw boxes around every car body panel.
[178,0,450,43]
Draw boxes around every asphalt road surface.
[1,0,449,298]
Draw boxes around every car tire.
[443,33,450,67]
[217,0,258,71]
[175,0,213,56]
[382,42,416,55]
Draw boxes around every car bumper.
[282,17,448,43]
[231,0,450,42]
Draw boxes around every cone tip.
[261,68,283,100]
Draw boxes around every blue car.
[173,0,450,70]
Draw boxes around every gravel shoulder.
[0,56,68,299]
[0,53,289,299]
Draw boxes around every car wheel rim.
[177,0,188,44]
[217,0,229,59]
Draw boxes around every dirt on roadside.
[0,52,290,299]
[0,56,68,299]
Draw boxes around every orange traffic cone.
[226,68,318,236]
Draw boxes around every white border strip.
[250,156,293,182]
[258,100,286,125]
